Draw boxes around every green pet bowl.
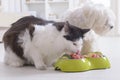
[54,56,110,72]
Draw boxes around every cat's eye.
[73,43,77,46]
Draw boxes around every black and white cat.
[3,16,90,70]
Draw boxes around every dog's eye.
[110,26,113,29]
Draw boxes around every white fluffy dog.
[63,3,115,54]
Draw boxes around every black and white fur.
[63,3,115,54]
[3,16,90,70]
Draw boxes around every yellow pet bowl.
[87,57,110,70]
[54,54,110,72]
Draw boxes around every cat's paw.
[7,62,24,67]
[35,65,47,70]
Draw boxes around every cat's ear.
[53,22,65,31]
[64,21,70,32]
[81,29,90,34]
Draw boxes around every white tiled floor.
[0,31,120,80]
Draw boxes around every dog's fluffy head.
[64,3,115,35]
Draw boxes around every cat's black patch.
[28,25,35,40]
[3,16,54,59]
[63,24,90,42]
[53,21,90,41]
[3,31,25,59]
[3,16,89,60]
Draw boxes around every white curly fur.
[62,3,115,54]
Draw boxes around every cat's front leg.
[32,54,47,70]
[27,46,47,70]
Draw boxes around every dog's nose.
[110,26,113,29]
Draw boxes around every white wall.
[1,0,32,13]
[1,0,22,12]
[0,12,31,27]
[110,0,120,35]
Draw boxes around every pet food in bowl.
[55,52,110,72]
